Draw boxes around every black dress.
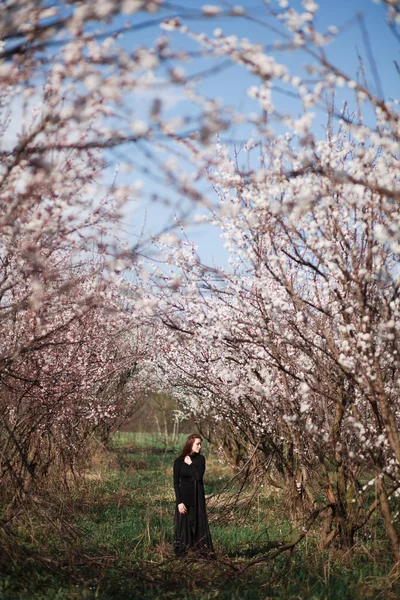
[173,453,214,557]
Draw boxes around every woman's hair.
[179,433,203,458]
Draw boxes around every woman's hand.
[184,455,192,465]
[178,503,187,514]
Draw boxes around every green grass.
[112,431,189,451]
[0,432,399,600]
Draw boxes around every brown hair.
[179,433,203,458]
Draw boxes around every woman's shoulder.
[193,453,206,463]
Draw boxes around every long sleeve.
[173,458,182,504]
[190,455,205,481]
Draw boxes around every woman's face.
[191,438,202,454]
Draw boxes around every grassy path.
[0,433,398,599]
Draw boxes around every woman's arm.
[173,460,187,514]
[173,459,182,504]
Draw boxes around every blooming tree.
[150,132,400,556]
[140,1,400,559]
[0,1,173,502]
[1,0,400,566]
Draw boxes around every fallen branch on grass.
[237,504,334,573]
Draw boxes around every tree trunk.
[377,477,400,563]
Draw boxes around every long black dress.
[173,453,214,557]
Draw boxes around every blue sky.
[111,0,398,266]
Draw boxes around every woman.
[173,433,214,557]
